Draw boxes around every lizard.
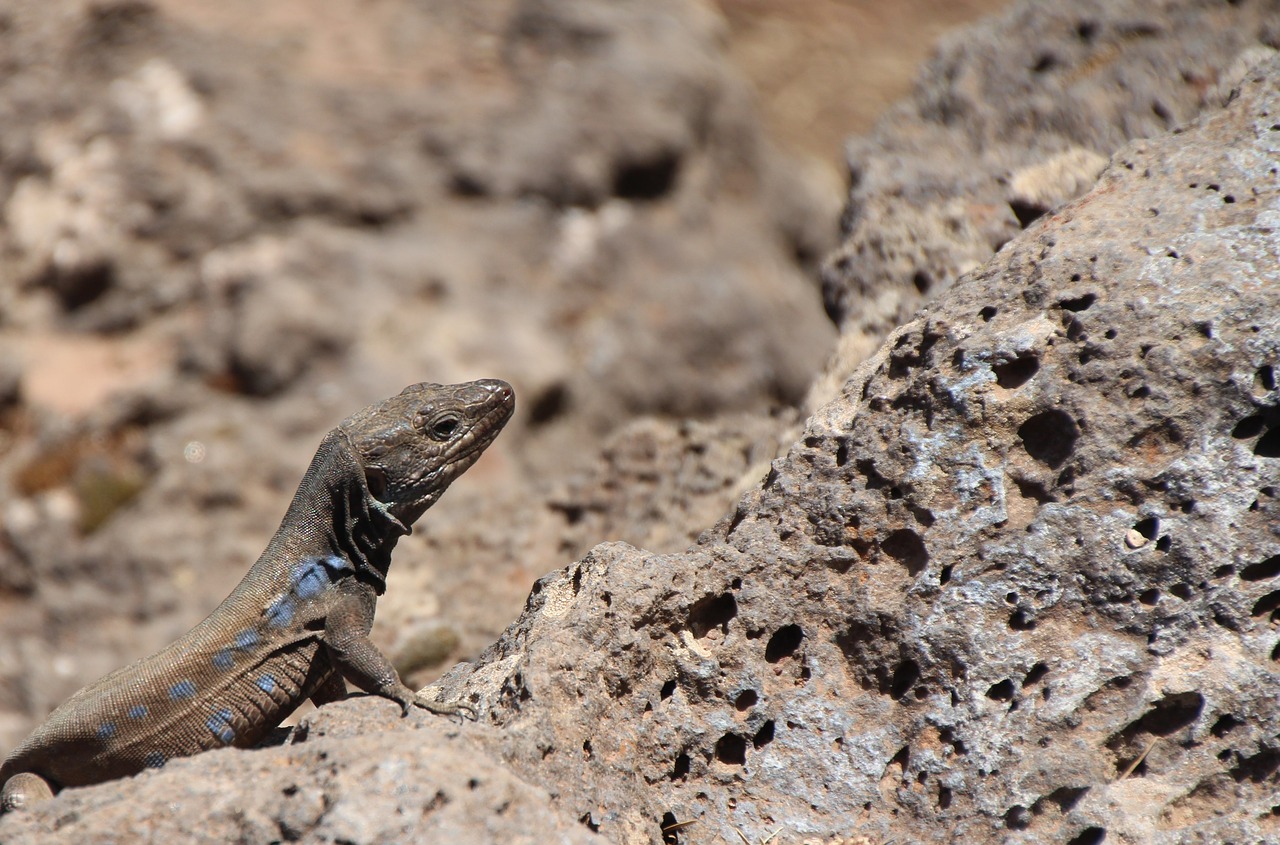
[0,378,514,812]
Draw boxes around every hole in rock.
[715,733,747,766]
[1031,52,1057,73]
[1023,663,1049,686]
[1132,691,1204,736]
[1133,517,1159,541]
[1037,786,1088,814]
[660,680,677,700]
[669,753,690,781]
[980,306,998,322]
[1009,610,1036,630]
[1211,714,1242,738]
[1233,415,1266,439]
[1018,409,1080,469]
[890,660,920,701]
[614,151,680,201]
[1059,293,1097,312]
[994,354,1039,389]
[1243,555,1280,581]
[882,529,928,576]
[987,679,1016,701]
[1231,747,1280,783]
[689,593,737,638]
[753,720,775,749]
[765,624,804,663]
[660,811,681,844]
[1251,589,1280,617]
[1067,826,1107,845]
[1257,428,1280,458]
[1004,806,1031,830]
[734,689,758,711]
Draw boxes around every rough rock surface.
[812,0,1280,409]
[5,30,1280,845]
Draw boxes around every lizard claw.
[412,692,478,722]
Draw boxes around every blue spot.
[144,751,166,769]
[256,674,276,693]
[96,722,117,740]
[128,705,147,720]
[235,629,260,650]
[206,708,235,744]
[293,559,330,599]
[169,679,197,700]
[212,649,234,671]
[265,597,296,628]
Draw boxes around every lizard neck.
[265,430,407,594]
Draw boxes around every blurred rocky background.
[2,0,1279,842]
[0,0,1008,752]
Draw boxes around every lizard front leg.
[322,579,476,720]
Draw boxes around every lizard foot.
[390,689,478,721]
[2,772,56,813]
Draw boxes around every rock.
[812,0,1280,410]
[0,702,598,845]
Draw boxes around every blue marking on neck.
[256,674,276,693]
[265,596,296,628]
[292,555,351,599]
[96,722,117,740]
[169,679,197,700]
[128,704,147,720]
[144,751,166,769]
[235,628,260,650]
[212,648,234,671]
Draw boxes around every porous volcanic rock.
[812,0,1280,409]
[5,39,1279,845]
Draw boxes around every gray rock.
[812,0,1280,410]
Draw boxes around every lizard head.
[338,378,515,529]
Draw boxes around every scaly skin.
[0,379,514,812]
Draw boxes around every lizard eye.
[429,414,460,440]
